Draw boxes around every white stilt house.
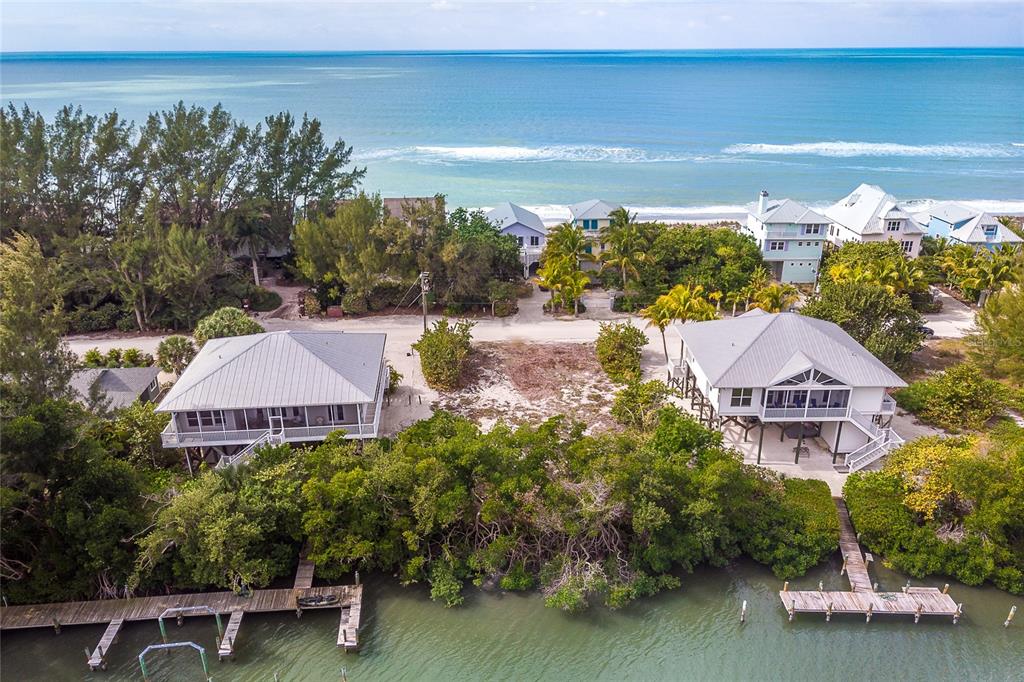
[157,331,387,467]
[667,310,905,472]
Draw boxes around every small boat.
[297,594,339,608]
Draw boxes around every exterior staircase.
[215,416,285,469]
[838,408,905,473]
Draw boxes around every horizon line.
[3,46,1023,57]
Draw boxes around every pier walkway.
[1,582,363,669]
[779,498,961,623]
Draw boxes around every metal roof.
[672,310,906,389]
[754,198,829,225]
[568,198,621,221]
[914,201,977,227]
[71,367,160,410]
[950,212,1022,244]
[156,331,387,412]
[486,202,546,234]
[826,183,923,236]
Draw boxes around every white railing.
[216,429,282,469]
[162,419,380,447]
[848,407,882,438]
[844,428,905,472]
[760,406,851,420]
[880,396,897,414]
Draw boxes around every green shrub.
[193,307,265,346]
[157,335,197,374]
[894,363,1007,431]
[429,560,465,607]
[340,291,368,315]
[82,348,105,368]
[302,291,322,317]
[248,287,282,312]
[66,302,122,333]
[595,322,647,383]
[499,562,535,591]
[611,380,670,430]
[412,318,475,390]
[386,364,402,394]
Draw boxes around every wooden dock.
[778,498,961,623]
[835,498,873,592]
[217,610,244,661]
[294,559,315,590]
[1,583,363,669]
[87,618,124,670]
[336,599,362,651]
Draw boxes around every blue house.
[486,202,547,276]
[914,203,1022,250]
[744,191,829,284]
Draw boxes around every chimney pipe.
[758,190,769,216]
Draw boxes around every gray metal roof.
[486,202,546,234]
[754,198,829,225]
[672,309,906,389]
[826,183,923,236]
[71,367,160,410]
[951,212,1022,244]
[914,201,976,227]
[156,331,386,412]
[568,199,621,221]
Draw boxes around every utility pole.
[420,271,430,332]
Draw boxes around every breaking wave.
[358,144,692,164]
[722,141,1020,158]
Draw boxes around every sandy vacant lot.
[436,341,621,432]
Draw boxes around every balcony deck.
[161,421,378,448]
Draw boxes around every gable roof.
[753,198,830,225]
[950,212,1023,244]
[568,199,621,221]
[486,202,546,235]
[71,366,160,410]
[826,183,923,236]
[156,331,386,412]
[672,310,906,389]
[914,201,977,227]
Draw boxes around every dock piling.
[818,581,824,592]
[788,600,795,622]
[865,603,873,623]
[914,603,923,623]
[1005,605,1017,628]
[840,558,847,576]
[953,603,963,624]
[826,602,834,622]
[942,583,949,594]
[740,600,748,623]
[782,581,789,592]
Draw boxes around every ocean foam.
[723,141,1019,158]
[358,145,691,164]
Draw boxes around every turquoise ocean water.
[1,49,1022,219]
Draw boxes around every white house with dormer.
[667,310,905,472]
[745,190,830,283]
[825,183,924,257]
[569,198,621,259]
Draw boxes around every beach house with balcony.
[825,183,924,257]
[486,202,547,276]
[156,330,387,467]
[667,309,905,472]
[569,199,621,259]
[913,203,1022,250]
[744,190,829,283]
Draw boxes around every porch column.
[832,421,844,464]
[795,427,804,464]
[780,423,785,441]
[242,410,249,431]
[757,422,765,465]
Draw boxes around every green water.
[2,558,1021,681]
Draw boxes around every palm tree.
[753,282,799,313]
[743,265,771,308]
[724,290,745,317]
[962,251,1014,304]
[664,283,719,324]
[707,290,723,312]
[638,297,674,362]
[599,207,645,292]
[561,269,591,316]
[546,222,594,267]
[536,258,568,308]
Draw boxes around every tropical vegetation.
[412,318,476,390]
[893,363,1008,432]
[845,423,1024,593]
[192,306,265,346]
[595,322,648,383]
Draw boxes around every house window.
[804,224,821,235]
[730,388,753,407]
[582,219,599,230]
[329,405,348,422]
[202,411,224,427]
[900,240,914,254]
[186,412,199,427]
[983,225,997,237]
[530,235,540,246]
[516,236,524,247]
[797,241,803,247]
[769,240,785,251]
[886,220,902,232]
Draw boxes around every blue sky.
[2,1,1022,52]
